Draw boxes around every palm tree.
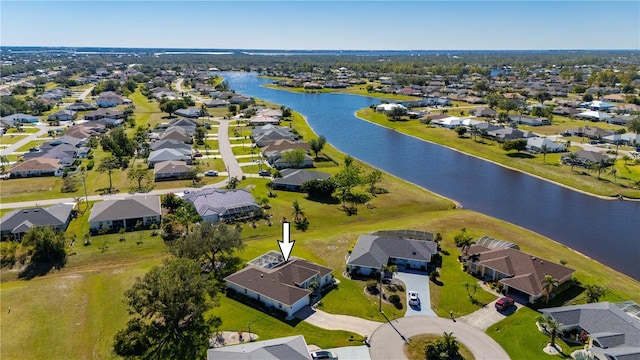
[441,332,459,357]
[609,167,617,183]
[380,264,398,279]
[584,284,606,303]
[537,314,562,348]
[291,200,304,223]
[0,155,9,173]
[463,282,479,299]
[541,144,548,164]
[541,274,559,304]
[567,152,578,172]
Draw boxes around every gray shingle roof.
[0,203,74,235]
[272,169,331,188]
[88,196,161,223]
[542,302,640,357]
[347,234,438,269]
[183,188,260,219]
[207,335,311,360]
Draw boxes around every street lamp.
[379,264,383,313]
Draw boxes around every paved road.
[77,85,94,101]
[295,306,382,338]
[368,316,509,360]
[217,119,244,180]
[174,78,205,103]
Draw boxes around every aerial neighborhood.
[0,48,639,360]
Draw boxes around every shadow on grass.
[18,261,65,280]
[305,195,340,205]
[506,153,535,159]
[430,278,444,286]
[529,284,586,311]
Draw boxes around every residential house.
[88,196,161,232]
[84,108,125,121]
[160,127,193,143]
[150,139,192,152]
[0,203,74,241]
[207,335,312,360]
[431,116,464,129]
[271,151,314,170]
[602,132,640,146]
[261,140,311,155]
[575,110,612,122]
[248,115,280,126]
[472,107,498,118]
[605,115,634,126]
[510,115,550,126]
[565,126,613,140]
[96,91,125,108]
[47,109,77,122]
[148,148,191,167]
[552,106,580,116]
[488,128,535,141]
[9,158,61,178]
[183,188,261,223]
[153,160,192,181]
[229,95,253,105]
[203,99,228,108]
[347,231,438,276]
[526,137,565,153]
[582,100,616,111]
[561,150,613,168]
[225,251,334,318]
[1,113,39,127]
[612,104,640,114]
[175,107,204,118]
[66,102,97,111]
[463,244,575,303]
[376,103,407,113]
[272,169,330,192]
[602,94,627,103]
[253,129,297,147]
[541,302,640,360]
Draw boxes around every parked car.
[258,169,271,176]
[193,152,203,158]
[408,291,420,306]
[204,170,218,176]
[310,350,338,360]
[495,296,515,311]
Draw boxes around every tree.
[0,155,9,174]
[365,169,383,196]
[159,99,187,117]
[281,149,306,169]
[502,139,527,153]
[161,193,183,214]
[113,258,220,359]
[21,226,67,266]
[61,174,80,193]
[334,156,363,206]
[537,314,562,348]
[291,200,305,223]
[463,282,479,299]
[590,160,607,180]
[424,332,461,360]
[98,156,121,194]
[498,98,518,117]
[127,165,154,192]
[541,274,559,304]
[609,167,617,183]
[541,144,549,164]
[582,93,594,102]
[169,222,244,278]
[454,126,467,137]
[567,152,578,172]
[535,91,551,105]
[627,116,640,134]
[194,126,206,145]
[301,178,337,200]
[454,227,475,254]
[584,284,606,303]
[101,127,135,161]
[386,106,406,121]
[497,111,510,124]
[309,135,326,158]
[226,176,239,189]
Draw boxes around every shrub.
[86,160,95,170]
[389,294,400,303]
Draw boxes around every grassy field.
[2,92,640,359]
[356,108,640,198]
[0,134,28,145]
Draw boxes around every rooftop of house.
[348,233,438,269]
[88,196,161,223]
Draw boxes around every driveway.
[368,316,509,360]
[394,272,436,317]
[320,345,370,360]
[458,297,521,331]
[295,306,382,338]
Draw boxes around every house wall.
[201,214,221,223]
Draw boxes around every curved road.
[368,316,509,360]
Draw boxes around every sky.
[1,1,639,50]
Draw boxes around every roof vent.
[260,274,263,277]
[412,251,417,255]
[531,256,536,260]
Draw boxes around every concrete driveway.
[394,272,436,317]
[295,306,382,338]
[459,297,521,331]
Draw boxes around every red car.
[495,297,515,311]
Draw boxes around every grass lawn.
[356,108,640,198]
[405,334,475,360]
[487,306,581,360]
[0,134,28,145]
[429,245,497,318]
[261,80,420,102]
[15,140,47,152]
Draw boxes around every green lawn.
[487,306,581,360]
[0,134,28,145]
[16,140,47,152]
[356,108,640,198]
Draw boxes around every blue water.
[223,72,640,280]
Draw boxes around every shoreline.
[354,112,640,202]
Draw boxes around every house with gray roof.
[561,150,612,169]
[0,203,74,241]
[207,335,311,360]
[526,137,565,154]
[175,107,204,118]
[47,109,77,122]
[463,244,575,303]
[148,148,192,167]
[225,251,334,318]
[347,231,438,276]
[88,196,161,233]
[183,188,261,223]
[541,302,640,360]
[272,169,331,192]
[153,160,192,181]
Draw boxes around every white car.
[408,291,420,306]
[204,170,218,176]
[310,350,337,360]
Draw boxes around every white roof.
[376,103,407,112]
[577,110,611,120]
[527,137,564,150]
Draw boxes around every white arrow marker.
[277,221,295,262]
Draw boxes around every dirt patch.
[327,245,338,250]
